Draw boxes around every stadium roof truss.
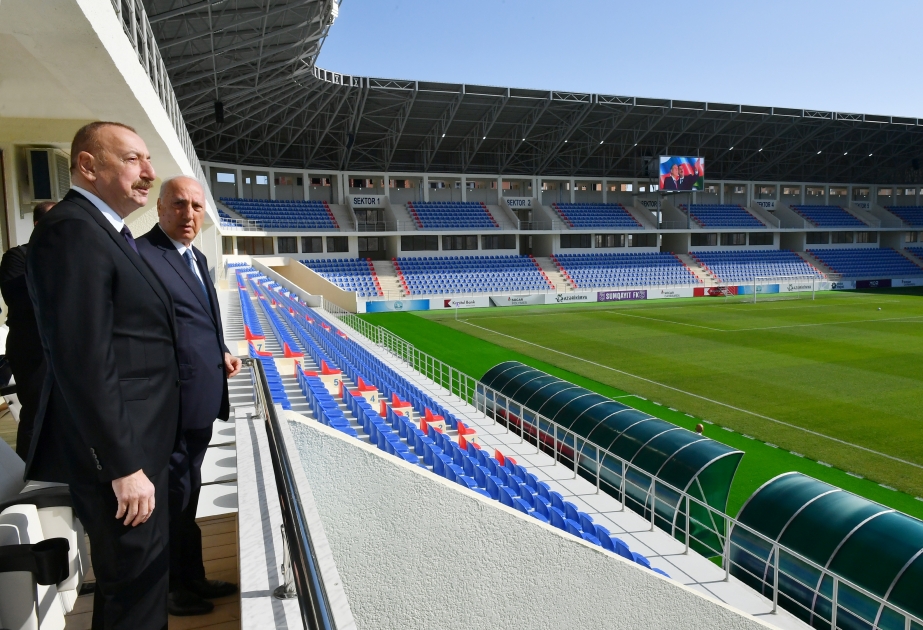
[147,0,923,184]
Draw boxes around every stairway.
[797,251,835,277]
[675,254,716,285]
[484,204,517,230]
[898,248,923,269]
[534,257,572,291]
[326,203,355,231]
[372,260,404,299]
[220,287,258,414]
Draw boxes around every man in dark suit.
[136,176,241,616]
[27,121,180,630]
[0,200,55,459]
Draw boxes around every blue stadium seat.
[551,203,642,229]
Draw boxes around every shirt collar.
[71,185,124,232]
[165,232,195,259]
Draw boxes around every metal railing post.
[772,543,779,614]
[274,523,297,600]
[684,495,690,554]
[831,576,838,630]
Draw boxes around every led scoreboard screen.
[659,156,705,191]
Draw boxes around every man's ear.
[76,151,97,182]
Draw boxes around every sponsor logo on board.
[555,293,589,303]
[597,290,647,302]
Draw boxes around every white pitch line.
[610,311,726,331]
[729,315,923,332]
[457,319,923,471]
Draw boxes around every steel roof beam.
[421,88,466,171]
[498,96,552,172]
[535,99,597,174]
[459,91,509,172]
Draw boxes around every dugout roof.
[730,472,923,628]
[146,0,923,184]
[480,361,742,552]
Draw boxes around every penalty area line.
[457,319,923,471]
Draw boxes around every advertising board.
[856,279,892,289]
[597,289,647,302]
[489,294,546,307]
[650,287,695,299]
[547,292,597,305]
[894,278,923,287]
[365,299,430,313]
[431,296,490,309]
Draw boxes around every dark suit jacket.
[0,244,45,388]
[662,174,702,191]
[136,225,229,431]
[26,190,180,484]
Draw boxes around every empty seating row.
[885,206,923,227]
[551,203,642,229]
[259,288,667,577]
[807,248,923,278]
[691,250,823,283]
[220,197,339,230]
[553,253,700,289]
[218,208,246,229]
[791,205,866,228]
[394,255,553,296]
[407,201,499,229]
[679,204,766,229]
[300,258,383,298]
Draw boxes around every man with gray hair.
[136,175,241,617]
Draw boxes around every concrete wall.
[267,258,357,312]
[289,418,773,630]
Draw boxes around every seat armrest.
[0,486,72,513]
[0,537,70,584]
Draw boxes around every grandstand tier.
[231,266,665,574]
[393,255,553,296]
[550,203,642,229]
[885,206,923,227]
[552,253,700,289]
[680,204,766,229]
[790,205,866,228]
[691,250,823,284]
[301,258,383,298]
[221,197,339,230]
[807,247,923,278]
[406,201,499,229]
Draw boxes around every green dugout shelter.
[731,472,923,630]
[479,361,743,555]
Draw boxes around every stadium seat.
[220,197,338,230]
[679,204,766,229]
[394,255,553,296]
[553,252,699,289]
[790,205,866,228]
[808,248,923,277]
[550,203,642,229]
[691,250,823,283]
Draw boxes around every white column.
[800,185,805,205]
[460,176,467,202]
[303,170,310,200]
[719,181,725,204]
[383,174,390,204]
[269,169,276,200]
[236,168,243,198]
[422,175,430,202]
[569,178,576,203]
[602,179,608,204]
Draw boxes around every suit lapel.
[193,246,222,328]
[69,192,175,327]
[162,244,214,318]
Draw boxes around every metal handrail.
[244,357,336,630]
[321,300,923,629]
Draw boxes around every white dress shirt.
[71,185,125,232]
[166,234,205,285]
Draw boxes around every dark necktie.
[120,225,138,254]
[183,249,210,302]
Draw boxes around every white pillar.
[602,179,608,204]
[460,176,467,202]
[303,170,310,201]
[236,168,243,199]
[422,175,430,202]
[719,181,724,204]
[269,169,276,200]
[569,178,576,203]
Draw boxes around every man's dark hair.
[33,201,56,224]
[70,121,137,173]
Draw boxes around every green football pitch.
[361,288,923,518]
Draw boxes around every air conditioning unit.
[25,148,70,203]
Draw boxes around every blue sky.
[317,0,922,118]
